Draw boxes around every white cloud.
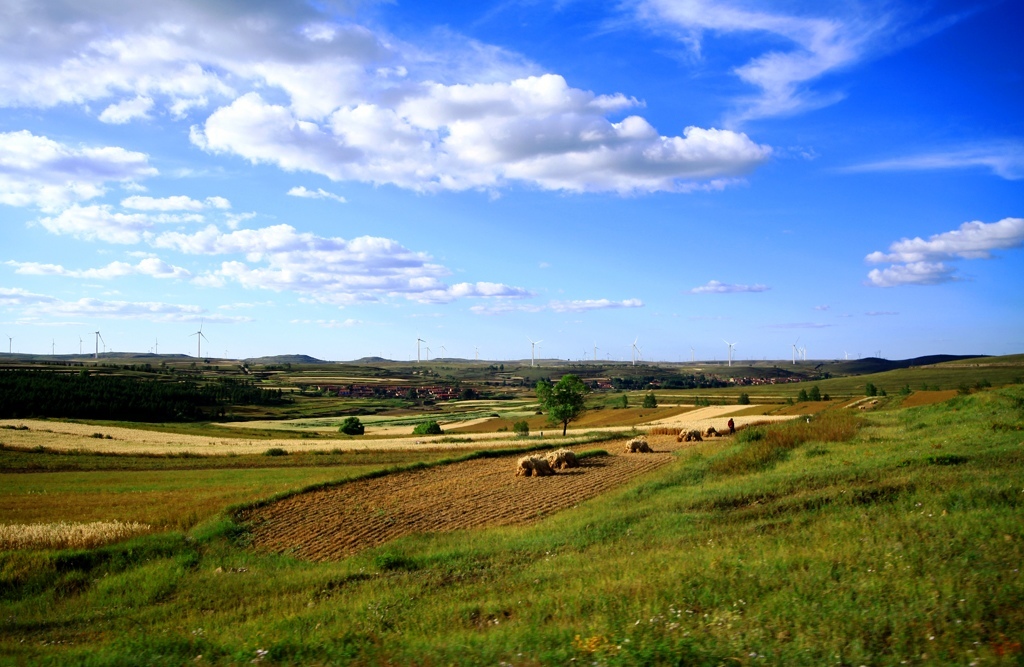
[844,143,1024,180]
[149,223,532,305]
[813,305,830,311]
[7,258,191,281]
[192,77,770,194]
[121,195,231,211]
[865,311,899,317]
[866,218,1024,264]
[633,0,914,124]
[291,318,363,328]
[1,3,771,194]
[688,280,770,294]
[470,298,643,315]
[866,262,957,287]
[549,298,644,313]
[865,217,1024,287]
[287,186,347,203]
[34,205,203,244]
[0,287,245,323]
[98,96,154,124]
[0,131,156,211]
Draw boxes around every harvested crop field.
[901,389,958,407]
[641,405,797,432]
[240,436,679,561]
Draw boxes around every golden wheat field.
[0,520,152,550]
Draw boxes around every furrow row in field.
[242,441,677,561]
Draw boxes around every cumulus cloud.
[287,186,347,203]
[688,280,770,294]
[865,217,1024,286]
[148,223,533,305]
[7,258,191,280]
[0,2,771,194]
[122,195,231,211]
[34,205,203,244]
[194,79,770,194]
[99,96,154,124]
[0,131,156,211]
[632,0,924,124]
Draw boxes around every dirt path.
[240,436,680,561]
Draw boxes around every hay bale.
[705,426,718,437]
[683,430,703,442]
[546,448,579,470]
[624,436,653,453]
[515,455,555,477]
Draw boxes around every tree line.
[0,371,286,422]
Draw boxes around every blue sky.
[1,0,1021,362]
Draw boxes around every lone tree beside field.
[339,416,364,435]
[642,392,658,409]
[536,374,589,436]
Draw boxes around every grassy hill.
[2,381,1022,664]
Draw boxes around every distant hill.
[350,356,393,364]
[244,354,328,365]
[830,355,987,376]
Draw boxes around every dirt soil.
[240,435,681,561]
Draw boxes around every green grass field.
[1,377,1021,664]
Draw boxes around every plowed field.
[241,437,679,561]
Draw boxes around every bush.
[264,448,288,456]
[642,392,658,408]
[797,389,809,402]
[512,420,529,437]
[338,416,364,435]
[412,421,443,436]
[737,393,750,405]
[865,382,878,397]
[809,385,821,401]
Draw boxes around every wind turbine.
[475,346,479,361]
[51,339,55,356]
[424,346,431,361]
[690,347,695,363]
[79,336,83,355]
[631,337,641,366]
[5,334,11,354]
[154,338,159,355]
[191,320,208,358]
[93,331,104,359]
[593,343,599,362]
[792,337,800,365]
[527,336,542,367]
[439,344,447,358]
[724,340,737,367]
[416,338,426,363]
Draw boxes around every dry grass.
[0,520,151,550]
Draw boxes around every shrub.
[797,389,809,402]
[737,393,750,405]
[264,447,288,456]
[512,420,530,437]
[865,382,878,397]
[642,392,658,408]
[412,421,443,436]
[339,416,364,435]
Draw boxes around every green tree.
[536,374,589,436]
[642,392,658,409]
[797,388,809,402]
[412,421,443,435]
[809,385,822,401]
[339,416,364,435]
[618,394,628,409]
[512,420,530,437]
[865,383,878,397]
[737,393,750,405]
